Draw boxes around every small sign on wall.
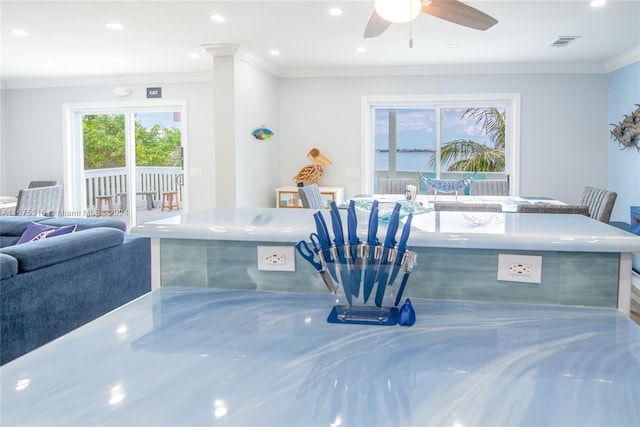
[146,87,162,98]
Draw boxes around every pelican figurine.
[293,148,332,185]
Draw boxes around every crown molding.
[3,55,636,90]
[202,43,241,57]
[202,43,284,77]
[1,72,213,90]
[605,46,640,73]
[279,62,608,78]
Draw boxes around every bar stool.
[95,195,114,217]
[161,192,179,211]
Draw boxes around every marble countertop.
[130,206,640,253]
[1,288,639,426]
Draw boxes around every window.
[364,94,520,194]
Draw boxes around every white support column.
[618,252,632,316]
[205,44,239,207]
[150,237,161,290]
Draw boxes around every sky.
[375,107,501,150]
[135,111,181,130]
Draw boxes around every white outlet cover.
[346,168,360,179]
[257,245,296,272]
[497,253,542,284]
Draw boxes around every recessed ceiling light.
[447,44,458,49]
[590,0,607,7]
[115,57,126,64]
[44,61,56,67]
[105,22,124,30]
[269,49,280,56]
[210,14,226,23]
[329,8,343,16]
[356,47,367,53]
[10,29,29,37]
[188,53,201,59]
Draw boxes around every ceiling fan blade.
[422,0,498,31]
[363,10,392,38]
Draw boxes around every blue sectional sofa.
[0,216,151,365]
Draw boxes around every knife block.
[321,244,418,325]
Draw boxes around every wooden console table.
[275,186,344,209]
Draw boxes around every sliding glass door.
[65,101,187,229]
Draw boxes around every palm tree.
[429,107,505,172]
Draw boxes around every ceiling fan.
[364,0,498,39]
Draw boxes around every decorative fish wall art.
[610,104,640,151]
[252,127,274,140]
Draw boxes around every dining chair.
[516,204,590,216]
[469,179,509,196]
[15,184,63,216]
[298,184,325,209]
[579,186,617,223]
[434,202,502,212]
[375,178,417,194]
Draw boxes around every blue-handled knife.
[389,212,413,286]
[394,252,416,307]
[363,200,379,303]
[313,212,339,283]
[329,201,352,305]
[347,200,361,298]
[374,202,401,307]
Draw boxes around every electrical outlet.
[497,254,542,284]
[509,263,533,276]
[257,246,296,272]
[265,254,286,265]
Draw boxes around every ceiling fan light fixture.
[374,0,422,23]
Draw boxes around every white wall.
[1,81,216,211]
[607,61,640,223]
[1,71,612,211]
[280,73,608,204]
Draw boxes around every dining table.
[342,194,565,213]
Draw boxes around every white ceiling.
[2,0,639,87]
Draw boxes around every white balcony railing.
[84,166,183,209]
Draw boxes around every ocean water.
[375,151,432,172]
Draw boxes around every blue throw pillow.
[16,222,77,244]
[47,224,77,238]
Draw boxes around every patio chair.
[298,184,325,209]
[516,204,590,216]
[434,202,502,212]
[579,186,617,223]
[15,185,63,217]
[469,179,509,196]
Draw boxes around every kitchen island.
[1,287,638,426]
[131,207,640,314]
